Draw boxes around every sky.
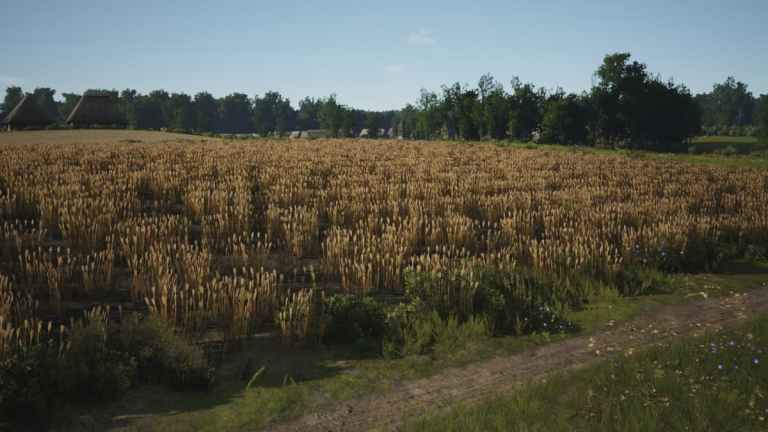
[1,0,766,111]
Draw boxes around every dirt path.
[266,288,768,432]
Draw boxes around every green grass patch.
[404,315,768,432]
[492,138,768,169]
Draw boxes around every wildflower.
[754,358,760,365]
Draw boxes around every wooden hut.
[1,95,55,130]
[66,93,126,128]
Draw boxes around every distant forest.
[3,52,767,152]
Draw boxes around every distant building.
[1,94,55,131]
[300,129,328,139]
[289,131,302,139]
[66,93,126,128]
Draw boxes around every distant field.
[691,135,768,154]
[0,129,211,146]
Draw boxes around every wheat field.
[1,133,767,355]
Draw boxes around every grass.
[87,264,768,431]
[404,314,768,432]
[494,136,768,169]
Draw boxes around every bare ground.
[267,288,768,432]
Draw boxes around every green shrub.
[113,315,214,391]
[0,344,59,427]
[321,295,387,351]
[615,265,673,296]
[476,269,578,335]
[383,303,491,359]
[58,320,136,403]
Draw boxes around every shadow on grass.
[96,336,374,431]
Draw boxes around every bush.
[475,269,578,336]
[321,295,387,351]
[113,315,214,391]
[615,265,673,296]
[58,320,136,403]
[0,344,59,427]
[383,307,491,359]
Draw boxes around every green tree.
[756,95,768,138]
[120,89,138,128]
[698,77,755,129]
[169,93,197,131]
[396,104,419,139]
[2,86,23,116]
[194,92,218,132]
[540,91,588,145]
[416,90,442,139]
[253,91,296,136]
[508,78,545,141]
[218,93,253,133]
[364,112,380,138]
[319,95,344,137]
[132,94,165,130]
[590,52,700,151]
[148,90,171,128]
[297,97,322,130]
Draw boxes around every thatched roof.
[66,93,126,126]
[1,95,54,127]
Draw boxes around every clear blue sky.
[1,0,766,110]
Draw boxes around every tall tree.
[318,95,344,137]
[2,86,23,116]
[218,93,253,133]
[590,52,700,151]
[253,91,295,136]
[297,97,322,130]
[364,112,380,138]
[169,93,197,131]
[194,92,218,132]
[416,90,442,139]
[120,89,138,128]
[148,90,171,128]
[540,91,588,145]
[508,78,545,141]
[698,77,755,127]
[132,95,166,130]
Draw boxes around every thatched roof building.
[1,95,55,130]
[66,93,126,127]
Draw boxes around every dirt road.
[267,288,768,431]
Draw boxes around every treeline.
[2,52,767,149]
[393,53,766,151]
[1,87,397,137]
[695,77,768,137]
